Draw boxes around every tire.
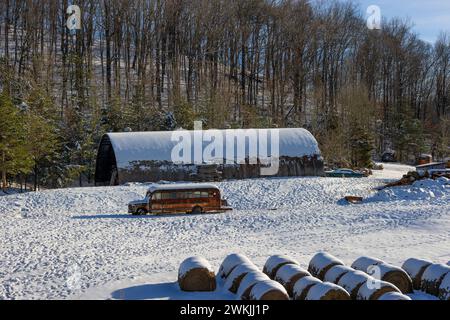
[136,208,148,216]
[191,206,203,215]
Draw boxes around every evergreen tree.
[0,92,33,191]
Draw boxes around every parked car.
[128,183,232,215]
[325,169,365,178]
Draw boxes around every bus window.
[201,191,209,198]
[152,193,161,200]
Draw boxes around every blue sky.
[351,0,450,43]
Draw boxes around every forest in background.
[0,0,449,190]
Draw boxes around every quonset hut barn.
[95,128,324,186]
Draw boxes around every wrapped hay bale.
[351,256,384,273]
[237,271,270,300]
[324,265,354,284]
[274,264,311,297]
[178,256,216,292]
[337,270,373,299]
[357,279,400,300]
[292,276,322,300]
[305,282,351,300]
[263,255,299,279]
[378,292,412,300]
[223,262,259,294]
[218,254,252,279]
[375,263,413,294]
[308,252,344,280]
[438,272,450,301]
[420,263,450,296]
[249,279,289,300]
[401,258,432,290]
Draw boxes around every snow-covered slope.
[0,163,449,300]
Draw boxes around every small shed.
[95,128,324,186]
[416,162,447,175]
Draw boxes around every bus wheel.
[136,208,147,216]
[191,206,203,215]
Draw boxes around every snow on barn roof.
[106,128,321,169]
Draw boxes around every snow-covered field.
[0,163,449,300]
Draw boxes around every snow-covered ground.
[0,163,449,300]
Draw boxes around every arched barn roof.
[95,128,322,185]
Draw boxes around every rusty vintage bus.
[128,184,232,215]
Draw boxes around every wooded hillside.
[0,0,448,190]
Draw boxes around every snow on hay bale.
[218,254,253,279]
[378,292,412,300]
[323,265,354,284]
[308,252,344,280]
[351,256,384,272]
[338,270,373,299]
[293,276,323,300]
[401,258,433,290]
[248,279,289,300]
[237,271,271,300]
[305,282,351,300]
[374,263,413,294]
[420,263,450,296]
[352,256,413,293]
[178,256,216,292]
[263,255,299,279]
[357,279,401,300]
[223,262,259,294]
[438,272,450,300]
[274,264,311,297]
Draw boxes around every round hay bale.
[375,263,413,294]
[237,271,270,300]
[357,279,400,300]
[263,255,299,279]
[378,292,412,300]
[337,270,373,299]
[420,263,450,296]
[305,282,351,300]
[178,256,216,292]
[401,258,432,290]
[274,264,311,297]
[223,262,259,294]
[218,254,252,279]
[308,252,344,280]
[292,276,322,300]
[351,256,384,273]
[323,265,354,284]
[438,272,450,301]
[249,279,289,300]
